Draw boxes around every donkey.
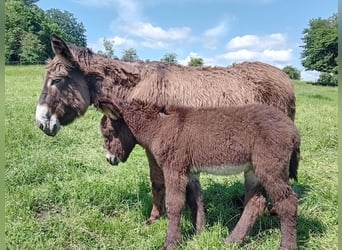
[36,34,297,225]
[96,97,300,250]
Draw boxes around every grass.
[5,65,338,249]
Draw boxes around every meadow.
[5,65,337,249]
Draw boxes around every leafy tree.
[301,14,337,74]
[315,72,338,86]
[188,56,204,67]
[161,53,177,64]
[5,1,87,63]
[121,48,139,62]
[282,66,301,80]
[5,0,50,62]
[19,32,45,63]
[101,38,116,58]
[45,8,87,47]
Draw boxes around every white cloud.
[203,21,230,49]
[122,22,192,41]
[221,48,292,64]
[226,33,287,51]
[221,33,293,67]
[88,36,137,53]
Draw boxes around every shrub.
[282,66,301,80]
[315,72,338,86]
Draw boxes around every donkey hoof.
[144,215,160,225]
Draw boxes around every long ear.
[96,99,121,120]
[51,34,75,66]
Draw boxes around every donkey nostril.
[39,124,44,130]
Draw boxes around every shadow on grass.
[182,180,325,249]
[97,178,325,249]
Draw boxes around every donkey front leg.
[145,150,165,225]
[163,168,188,250]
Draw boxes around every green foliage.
[45,8,86,47]
[282,66,301,80]
[315,72,338,87]
[98,38,117,59]
[188,56,204,67]
[5,66,338,249]
[5,1,87,64]
[301,14,337,74]
[161,53,178,64]
[121,48,139,62]
[19,33,46,64]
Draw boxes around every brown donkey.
[36,35,297,225]
[96,98,300,250]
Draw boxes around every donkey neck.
[121,106,166,149]
[80,55,142,105]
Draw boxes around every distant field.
[5,65,337,249]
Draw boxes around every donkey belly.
[190,162,252,176]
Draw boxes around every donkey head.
[100,115,137,165]
[35,35,92,136]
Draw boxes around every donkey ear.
[51,34,75,65]
[96,100,121,120]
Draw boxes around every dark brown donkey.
[36,34,296,225]
[96,98,300,250]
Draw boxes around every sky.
[37,0,337,81]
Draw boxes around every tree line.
[5,0,337,85]
[5,0,86,64]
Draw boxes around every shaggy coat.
[96,98,300,250]
[36,35,297,225]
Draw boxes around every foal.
[97,98,300,250]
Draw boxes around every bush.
[315,72,338,86]
[282,66,301,80]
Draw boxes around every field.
[5,65,337,249]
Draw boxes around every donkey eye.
[51,78,63,86]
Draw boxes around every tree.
[188,56,204,67]
[19,32,45,64]
[5,0,51,63]
[161,53,177,64]
[101,38,116,58]
[45,8,87,47]
[301,14,337,74]
[121,48,139,62]
[5,1,87,63]
[282,66,301,80]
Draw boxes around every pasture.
[5,65,337,249]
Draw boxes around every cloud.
[123,22,192,41]
[226,33,287,50]
[221,48,292,63]
[88,36,137,53]
[202,21,230,49]
[221,33,293,66]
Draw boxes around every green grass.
[5,66,338,249]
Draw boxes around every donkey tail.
[289,145,300,182]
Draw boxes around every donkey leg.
[226,170,266,244]
[163,168,188,250]
[261,177,298,250]
[145,150,165,225]
[186,173,206,231]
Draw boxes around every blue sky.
[37,0,336,81]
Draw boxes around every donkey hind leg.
[260,173,298,250]
[145,150,165,225]
[163,168,188,250]
[186,173,206,231]
[226,170,267,245]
